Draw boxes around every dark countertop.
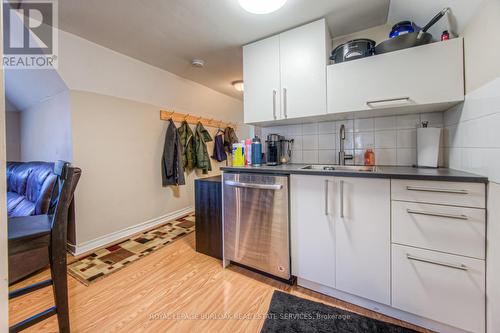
[195,175,222,183]
[220,165,488,183]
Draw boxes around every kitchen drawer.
[392,244,485,333]
[391,179,485,208]
[392,201,485,259]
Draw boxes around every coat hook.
[184,114,189,120]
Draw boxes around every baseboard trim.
[69,206,194,256]
[297,278,469,333]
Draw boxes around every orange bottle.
[364,149,375,166]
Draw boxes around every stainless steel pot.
[330,39,375,63]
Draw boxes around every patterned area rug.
[68,213,195,285]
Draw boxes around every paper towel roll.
[417,127,441,168]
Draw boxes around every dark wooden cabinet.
[195,176,222,259]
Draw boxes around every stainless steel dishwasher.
[222,172,290,280]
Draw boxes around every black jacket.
[162,120,185,186]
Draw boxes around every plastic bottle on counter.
[245,138,252,166]
[251,136,262,166]
[232,142,245,167]
[364,149,375,166]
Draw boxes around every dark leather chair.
[7,162,57,217]
[9,161,81,333]
[7,161,77,283]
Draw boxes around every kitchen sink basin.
[301,165,377,172]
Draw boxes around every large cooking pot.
[330,39,375,64]
[375,8,450,55]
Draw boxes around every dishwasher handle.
[224,180,283,190]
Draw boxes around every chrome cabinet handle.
[283,88,288,119]
[272,90,277,120]
[224,180,282,190]
[406,209,468,220]
[340,180,344,218]
[406,186,468,195]
[324,180,329,215]
[407,254,468,271]
[366,97,411,107]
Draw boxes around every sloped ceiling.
[57,0,390,100]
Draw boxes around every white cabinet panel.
[392,244,485,333]
[243,19,328,124]
[391,179,486,208]
[392,201,486,259]
[328,38,464,114]
[280,19,328,119]
[243,36,281,123]
[334,177,391,305]
[290,175,335,288]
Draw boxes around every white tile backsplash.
[302,134,319,150]
[318,121,336,134]
[397,129,417,148]
[397,148,417,166]
[354,132,374,149]
[375,148,397,165]
[318,134,336,150]
[302,123,319,135]
[443,77,500,182]
[302,150,319,164]
[259,112,444,167]
[396,114,420,129]
[375,130,397,148]
[374,116,397,131]
[354,118,374,132]
[318,150,337,164]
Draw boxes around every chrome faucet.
[339,124,353,165]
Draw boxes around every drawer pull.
[406,254,468,271]
[406,186,469,195]
[406,209,468,220]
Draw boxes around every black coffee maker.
[266,134,283,166]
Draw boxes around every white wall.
[5,111,20,161]
[20,90,72,162]
[57,30,246,125]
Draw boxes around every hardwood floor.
[10,233,428,332]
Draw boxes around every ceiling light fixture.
[232,80,244,92]
[238,0,287,14]
[191,59,205,68]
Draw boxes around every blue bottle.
[251,136,262,166]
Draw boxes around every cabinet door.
[334,177,391,305]
[243,36,281,123]
[327,38,464,114]
[290,175,335,288]
[280,19,328,119]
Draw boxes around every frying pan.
[375,8,450,54]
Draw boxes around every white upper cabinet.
[280,19,329,120]
[243,19,329,124]
[243,36,281,123]
[328,38,464,115]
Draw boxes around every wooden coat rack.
[160,110,237,129]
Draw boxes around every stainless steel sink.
[301,165,377,172]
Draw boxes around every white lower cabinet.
[392,244,486,333]
[290,175,335,288]
[291,176,391,304]
[334,177,391,305]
